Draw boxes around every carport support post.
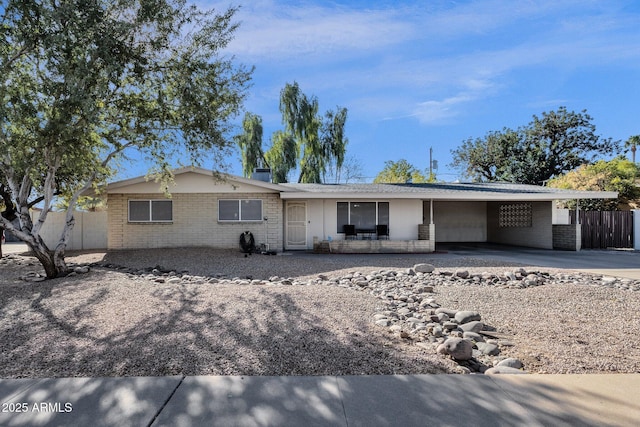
[633,210,640,250]
[575,199,581,251]
[429,199,436,252]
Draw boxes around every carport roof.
[278,182,618,201]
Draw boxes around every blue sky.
[131,0,640,182]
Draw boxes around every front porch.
[313,238,435,254]
[312,224,436,254]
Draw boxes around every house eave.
[103,167,293,194]
[279,191,619,201]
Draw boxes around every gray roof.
[101,167,618,201]
[278,182,618,201]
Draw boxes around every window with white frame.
[128,200,173,222]
[337,201,389,232]
[218,199,263,221]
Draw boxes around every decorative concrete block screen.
[499,203,532,228]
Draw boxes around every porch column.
[633,210,640,250]
[429,199,436,251]
[575,199,581,251]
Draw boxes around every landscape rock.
[455,270,469,279]
[496,358,523,369]
[484,366,528,375]
[414,263,435,273]
[454,311,481,324]
[476,342,500,356]
[459,321,484,333]
[440,338,473,361]
[462,331,484,342]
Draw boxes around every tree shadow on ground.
[0,269,451,379]
[2,256,639,426]
[2,372,637,426]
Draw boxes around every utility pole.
[428,147,438,182]
[429,147,433,178]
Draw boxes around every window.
[337,202,349,234]
[128,200,173,222]
[219,199,263,221]
[337,202,389,232]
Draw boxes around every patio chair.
[376,224,389,240]
[343,224,357,240]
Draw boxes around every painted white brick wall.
[487,201,553,249]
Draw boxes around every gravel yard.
[1,248,639,378]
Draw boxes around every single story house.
[103,167,618,252]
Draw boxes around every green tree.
[279,82,348,183]
[451,107,619,184]
[264,130,298,184]
[54,195,106,212]
[373,159,430,183]
[548,157,640,210]
[234,112,265,178]
[450,129,520,182]
[237,82,348,183]
[321,107,348,183]
[0,0,252,278]
[625,135,639,163]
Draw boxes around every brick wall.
[487,201,553,249]
[107,193,283,251]
[552,224,581,251]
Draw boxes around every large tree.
[234,112,265,178]
[626,135,639,163]
[451,107,619,184]
[548,157,640,210]
[373,159,430,183]
[0,0,252,277]
[236,82,348,183]
[264,130,297,184]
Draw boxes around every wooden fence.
[569,210,634,249]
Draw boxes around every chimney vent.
[251,168,272,183]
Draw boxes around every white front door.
[286,202,307,250]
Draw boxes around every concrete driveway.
[440,243,640,280]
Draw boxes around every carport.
[417,182,618,251]
[280,181,617,252]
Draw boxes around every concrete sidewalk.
[1,374,639,426]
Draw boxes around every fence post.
[634,210,640,250]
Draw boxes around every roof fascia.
[278,190,619,200]
[106,167,292,193]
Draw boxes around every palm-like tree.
[626,135,640,163]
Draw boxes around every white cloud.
[212,0,416,61]
[410,94,475,124]
[202,0,640,125]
